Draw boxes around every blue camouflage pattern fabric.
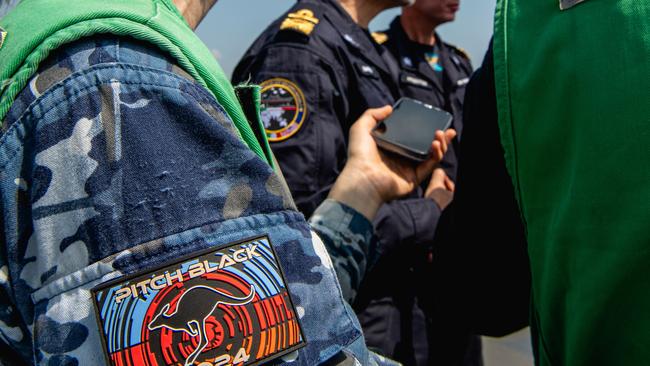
[309,200,376,304]
[0,35,398,366]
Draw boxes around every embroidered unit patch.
[280,9,320,35]
[425,51,444,72]
[93,236,305,366]
[259,78,307,142]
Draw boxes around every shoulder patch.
[280,9,320,36]
[259,78,308,142]
[92,236,306,366]
[371,32,388,45]
[0,27,6,50]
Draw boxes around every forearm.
[308,200,374,303]
[327,165,384,221]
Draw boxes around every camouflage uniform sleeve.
[308,199,374,303]
[0,36,290,364]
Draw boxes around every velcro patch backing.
[93,236,305,366]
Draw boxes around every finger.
[435,130,451,157]
[445,175,456,192]
[367,105,393,122]
[431,140,443,162]
[352,105,393,132]
[431,128,457,161]
[431,168,446,185]
[445,129,457,144]
[416,157,437,186]
[435,131,447,153]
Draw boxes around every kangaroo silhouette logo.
[148,284,256,366]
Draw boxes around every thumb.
[445,175,456,192]
[353,105,393,132]
[431,168,447,186]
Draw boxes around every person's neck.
[173,0,218,30]
[400,12,440,46]
[338,0,388,28]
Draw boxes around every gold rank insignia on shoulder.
[371,32,388,45]
[454,46,471,61]
[0,27,7,50]
[280,9,320,36]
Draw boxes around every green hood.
[0,0,272,165]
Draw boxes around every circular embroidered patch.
[259,78,307,142]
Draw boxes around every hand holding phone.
[329,106,454,220]
[371,98,453,162]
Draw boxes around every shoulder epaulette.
[371,32,388,45]
[451,45,471,61]
[280,8,320,36]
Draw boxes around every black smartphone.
[371,98,453,162]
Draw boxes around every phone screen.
[373,98,453,159]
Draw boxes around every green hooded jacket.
[0,0,274,166]
[494,0,650,364]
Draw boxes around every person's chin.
[443,11,457,22]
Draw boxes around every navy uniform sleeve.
[233,44,348,218]
[373,195,442,256]
[436,41,531,336]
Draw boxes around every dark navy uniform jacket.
[233,3,473,364]
[353,18,478,366]
[232,0,453,269]
[382,17,472,182]
[232,0,400,219]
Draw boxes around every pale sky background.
[197,0,497,78]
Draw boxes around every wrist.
[425,195,442,210]
[328,164,384,221]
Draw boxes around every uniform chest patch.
[400,74,431,89]
[259,78,307,142]
[456,77,470,87]
[425,52,444,72]
[93,236,305,366]
[355,63,378,79]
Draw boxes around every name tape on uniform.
[400,74,431,89]
[356,63,378,79]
